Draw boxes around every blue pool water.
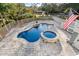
[17,23,57,42]
[43,31,57,38]
[18,28,40,42]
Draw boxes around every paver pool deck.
[0,20,77,56]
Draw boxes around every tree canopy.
[39,3,79,14]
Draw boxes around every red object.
[64,14,79,30]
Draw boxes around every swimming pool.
[17,23,48,42]
[17,23,57,42]
[43,31,57,38]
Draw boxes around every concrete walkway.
[53,16,79,55]
[56,27,76,56]
[52,16,71,40]
[0,19,77,56]
[52,16,64,28]
[0,20,62,56]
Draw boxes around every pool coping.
[41,31,59,43]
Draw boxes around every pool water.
[43,31,57,38]
[18,28,40,42]
[17,23,57,42]
[17,24,48,42]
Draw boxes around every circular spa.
[17,23,48,42]
[41,31,58,42]
[43,31,57,38]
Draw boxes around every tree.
[39,3,62,14]
[0,3,28,28]
[6,3,27,21]
[0,3,10,30]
